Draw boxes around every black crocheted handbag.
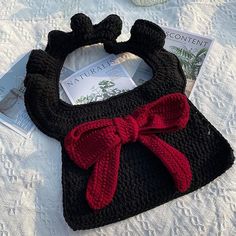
[24,13,234,230]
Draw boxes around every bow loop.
[134,93,190,133]
[64,119,121,169]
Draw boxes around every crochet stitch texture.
[24,13,234,230]
[64,93,192,210]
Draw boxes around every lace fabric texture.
[131,0,168,7]
[0,0,236,235]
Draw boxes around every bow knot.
[113,115,139,144]
[64,93,192,210]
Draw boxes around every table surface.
[0,0,236,235]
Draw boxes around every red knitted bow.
[64,93,192,210]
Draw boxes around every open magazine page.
[132,27,214,97]
[0,52,74,138]
[60,54,137,105]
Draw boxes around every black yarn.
[24,13,234,230]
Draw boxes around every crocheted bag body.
[24,13,234,230]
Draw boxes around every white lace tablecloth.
[0,0,236,235]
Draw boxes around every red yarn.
[64,93,192,210]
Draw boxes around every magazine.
[60,54,137,105]
[132,26,214,97]
[0,52,74,138]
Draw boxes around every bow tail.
[139,135,192,192]
[86,146,121,210]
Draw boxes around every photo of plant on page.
[60,54,137,105]
[132,26,213,97]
